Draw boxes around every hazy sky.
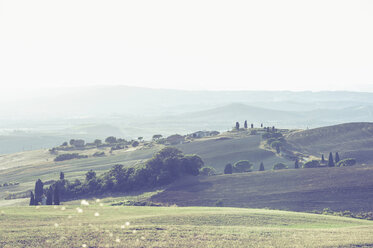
[1,0,373,96]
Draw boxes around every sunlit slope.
[0,132,292,201]
[286,122,373,163]
[0,205,372,248]
[151,166,373,213]
[177,134,292,171]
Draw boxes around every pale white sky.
[1,0,373,97]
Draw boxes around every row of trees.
[32,148,204,203]
[235,121,265,130]
[224,161,267,174]
[29,173,63,205]
[222,152,352,174]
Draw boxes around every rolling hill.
[285,122,373,163]
[176,133,292,171]
[151,165,373,213]
[0,131,291,203]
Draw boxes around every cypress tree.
[328,152,335,167]
[259,162,265,171]
[235,122,240,130]
[60,172,65,180]
[224,163,233,174]
[321,154,325,163]
[295,159,299,169]
[54,185,60,205]
[34,179,44,205]
[29,191,35,206]
[251,123,254,129]
[335,152,340,164]
[244,120,248,129]
[46,186,53,205]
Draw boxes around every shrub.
[93,151,105,157]
[105,136,117,144]
[199,166,216,176]
[233,160,253,173]
[215,199,223,207]
[132,141,139,147]
[337,158,356,167]
[273,163,287,170]
[224,163,233,174]
[54,153,88,162]
[262,132,283,139]
[303,160,320,168]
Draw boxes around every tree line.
[30,147,204,204]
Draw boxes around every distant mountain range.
[1,85,373,154]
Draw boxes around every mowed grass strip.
[1,206,373,248]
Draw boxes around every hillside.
[151,165,373,213]
[176,133,291,171]
[286,122,373,163]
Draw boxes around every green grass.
[1,204,373,248]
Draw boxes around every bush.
[303,160,320,168]
[224,164,233,174]
[93,151,105,157]
[337,158,356,167]
[54,153,88,162]
[132,141,139,147]
[233,160,253,173]
[105,136,117,144]
[262,132,283,139]
[215,199,223,207]
[199,166,216,176]
[273,163,287,170]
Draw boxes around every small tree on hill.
[259,162,265,171]
[60,172,65,180]
[335,152,340,164]
[29,191,35,206]
[224,163,233,174]
[235,122,240,130]
[321,154,325,164]
[85,170,96,181]
[295,159,299,169]
[273,163,287,170]
[105,136,117,144]
[303,160,320,168]
[328,152,335,167]
[53,185,60,205]
[94,139,102,146]
[46,186,53,205]
[251,123,254,129]
[152,134,163,141]
[261,123,263,128]
[244,120,248,129]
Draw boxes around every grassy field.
[1,204,373,248]
[152,165,373,213]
